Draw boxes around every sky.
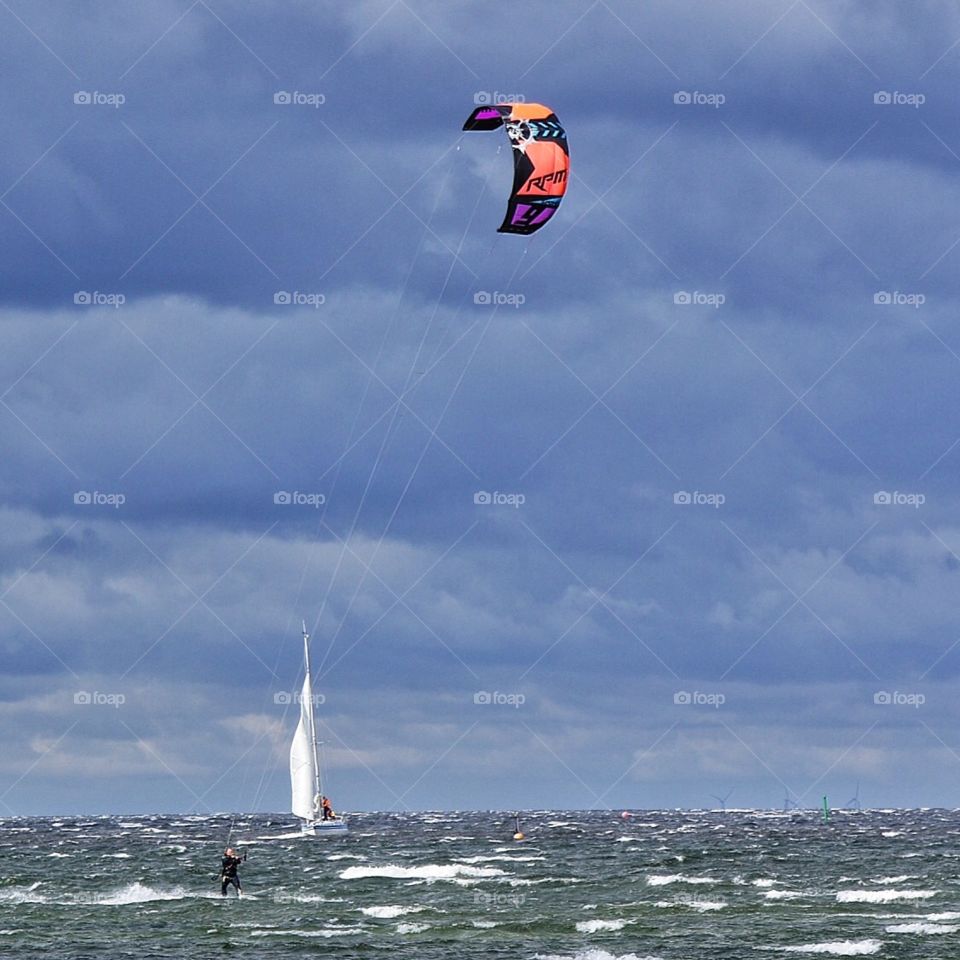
[3,0,960,815]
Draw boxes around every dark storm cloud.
[3,1,960,813]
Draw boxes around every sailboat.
[289,622,348,836]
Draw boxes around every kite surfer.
[219,847,246,897]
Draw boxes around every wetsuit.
[220,854,244,896]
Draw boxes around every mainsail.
[290,662,318,821]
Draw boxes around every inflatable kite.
[462,102,569,235]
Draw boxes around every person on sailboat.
[321,795,336,820]
[219,847,246,897]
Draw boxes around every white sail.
[290,672,317,821]
[288,622,347,836]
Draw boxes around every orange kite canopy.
[462,102,569,235]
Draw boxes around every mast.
[302,621,323,815]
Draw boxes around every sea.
[1,809,959,959]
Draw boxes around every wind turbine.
[846,782,862,812]
[710,789,733,812]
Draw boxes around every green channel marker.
[822,796,830,823]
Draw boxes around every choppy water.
[2,809,960,958]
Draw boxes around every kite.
[462,102,569,235]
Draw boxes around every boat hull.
[300,818,348,836]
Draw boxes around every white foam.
[396,922,429,934]
[360,905,424,919]
[0,884,44,904]
[655,897,725,912]
[764,890,805,901]
[535,951,664,960]
[646,874,718,886]
[275,892,347,904]
[456,854,546,863]
[885,922,958,934]
[250,928,365,938]
[752,878,776,887]
[340,864,505,881]
[576,919,630,933]
[0,882,192,907]
[779,941,882,955]
[836,889,936,903]
[93,883,189,905]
